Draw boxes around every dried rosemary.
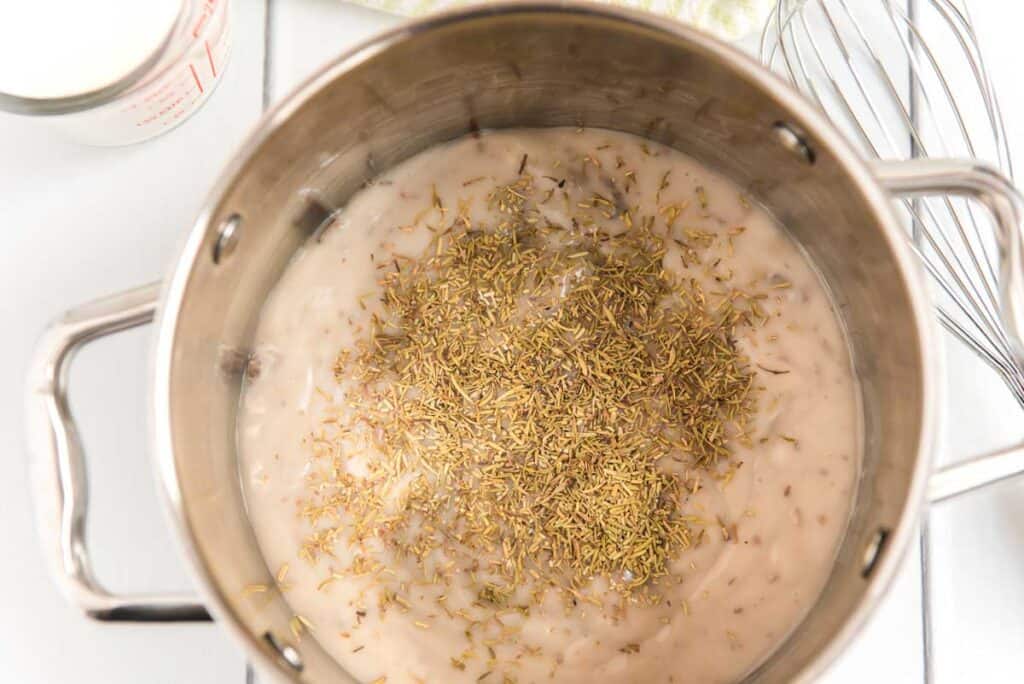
[303,169,758,605]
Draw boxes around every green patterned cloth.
[351,0,777,40]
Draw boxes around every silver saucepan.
[27,3,1024,682]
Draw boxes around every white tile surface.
[923,4,1024,681]
[268,0,397,102]
[0,1,266,682]
[5,1,1024,682]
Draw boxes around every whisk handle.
[874,159,1024,502]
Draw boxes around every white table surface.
[1,1,1022,682]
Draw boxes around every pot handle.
[873,159,1024,504]
[26,283,210,622]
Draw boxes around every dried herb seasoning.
[301,166,759,605]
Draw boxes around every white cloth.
[349,0,778,41]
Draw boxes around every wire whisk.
[760,0,1024,406]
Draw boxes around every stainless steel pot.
[27,3,1024,682]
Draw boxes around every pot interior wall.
[163,6,929,682]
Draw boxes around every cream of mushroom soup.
[238,128,860,684]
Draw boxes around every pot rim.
[151,3,941,681]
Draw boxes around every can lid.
[0,0,182,107]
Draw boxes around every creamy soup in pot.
[237,128,860,684]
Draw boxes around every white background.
[1,1,1022,682]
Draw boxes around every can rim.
[0,0,188,117]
